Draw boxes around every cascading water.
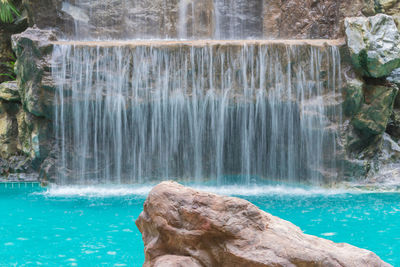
[51,40,342,185]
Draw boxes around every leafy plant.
[0,52,16,80]
[0,0,20,23]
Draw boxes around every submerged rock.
[136,181,391,267]
[345,14,400,78]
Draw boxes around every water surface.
[1,185,399,266]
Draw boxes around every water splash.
[52,42,342,185]
[36,184,351,198]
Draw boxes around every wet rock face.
[0,25,15,84]
[260,0,378,39]
[0,81,45,177]
[21,0,377,39]
[12,27,57,119]
[23,0,74,35]
[0,18,28,84]
[0,101,20,158]
[0,81,21,102]
[136,181,391,267]
[0,27,58,179]
[387,109,400,138]
[353,84,398,136]
[345,14,400,78]
[264,0,341,39]
[375,0,400,26]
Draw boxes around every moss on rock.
[353,84,398,136]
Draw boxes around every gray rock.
[345,14,400,78]
[0,81,20,102]
[387,67,400,85]
[12,26,57,119]
[343,77,364,116]
[136,181,391,267]
[352,84,398,136]
[22,0,379,39]
[386,108,400,138]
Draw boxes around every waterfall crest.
[52,41,342,184]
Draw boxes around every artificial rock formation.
[19,0,385,40]
[136,182,391,267]
[0,27,57,179]
[353,84,398,136]
[2,4,400,183]
[345,14,400,78]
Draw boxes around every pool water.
[1,185,399,266]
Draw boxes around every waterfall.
[52,41,342,185]
[214,0,263,39]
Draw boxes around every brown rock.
[151,255,202,267]
[136,181,391,267]
[21,0,377,39]
[262,0,379,39]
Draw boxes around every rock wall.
[19,0,396,40]
[341,13,400,185]
[0,27,56,180]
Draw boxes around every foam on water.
[193,185,351,196]
[2,187,399,266]
[36,185,153,197]
[37,184,351,198]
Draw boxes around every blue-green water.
[1,185,399,266]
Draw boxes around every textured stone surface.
[136,181,391,267]
[0,101,20,158]
[386,108,400,138]
[0,24,15,84]
[151,255,202,267]
[264,0,339,39]
[0,18,27,84]
[343,78,364,116]
[0,27,58,177]
[353,84,398,136]
[375,0,400,26]
[20,0,381,39]
[0,81,20,102]
[12,26,57,118]
[23,0,74,34]
[345,14,400,78]
[263,0,379,39]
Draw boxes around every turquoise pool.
[1,185,399,266]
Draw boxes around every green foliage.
[0,0,20,23]
[0,52,16,80]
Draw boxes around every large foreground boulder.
[136,181,391,267]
